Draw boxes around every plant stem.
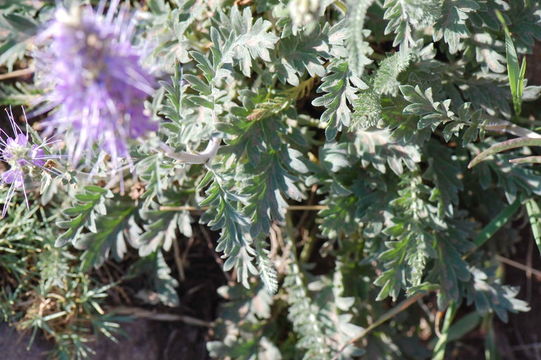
[0,67,34,81]
[432,301,458,360]
[332,292,427,360]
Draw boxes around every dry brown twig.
[332,292,428,360]
[496,255,541,279]
[0,67,34,81]
[109,306,213,327]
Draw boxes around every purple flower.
[35,0,156,170]
[0,108,57,217]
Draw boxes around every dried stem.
[109,306,212,327]
[332,292,427,360]
[161,136,221,164]
[0,67,34,81]
[495,255,541,279]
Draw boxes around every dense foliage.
[1,0,541,358]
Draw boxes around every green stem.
[432,302,458,360]
[472,199,521,249]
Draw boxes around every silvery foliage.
[1,0,541,358]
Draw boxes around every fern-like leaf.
[383,0,441,47]
[74,199,137,271]
[313,59,366,140]
[345,0,374,78]
[434,0,479,54]
[214,6,279,77]
[199,170,257,288]
[56,186,114,247]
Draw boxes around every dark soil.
[0,323,51,360]
[498,235,541,360]
[0,319,207,360]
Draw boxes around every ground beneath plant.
[0,319,209,360]
[4,235,541,360]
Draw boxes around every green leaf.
[345,0,374,78]
[466,267,530,322]
[284,253,363,359]
[312,59,366,140]
[423,141,463,216]
[375,175,442,300]
[496,10,526,116]
[434,0,479,54]
[0,38,27,70]
[1,13,37,36]
[75,200,136,271]
[435,233,472,308]
[215,6,279,77]
[143,0,203,71]
[383,0,441,47]
[525,198,541,256]
[55,186,113,247]
[128,251,180,307]
[472,32,507,73]
[200,169,257,288]
[352,88,382,129]
[255,241,278,295]
[134,210,192,257]
[354,129,420,175]
[473,199,521,248]
[208,282,278,359]
[372,49,411,96]
[400,85,481,144]
[275,24,329,86]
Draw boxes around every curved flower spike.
[35,0,156,171]
[468,137,541,169]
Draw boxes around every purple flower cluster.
[0,108,56,217]
[1,2,158,215]
[36,0,156,168]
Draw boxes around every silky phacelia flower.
[35,0,156,169]
[0,108,57,217]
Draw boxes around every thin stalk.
[0,67,34,81]
[432,302,458,360]
[332,292,427,360]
